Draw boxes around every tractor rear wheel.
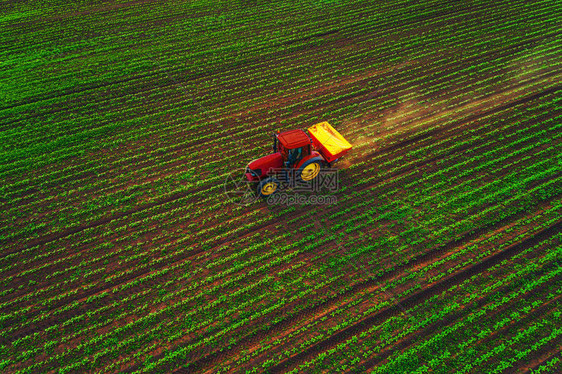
[297,158,323,182]
[257,177,280,198]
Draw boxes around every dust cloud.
[503,38,560,87]
[338,89,447,164]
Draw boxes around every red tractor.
[245,121,352,198]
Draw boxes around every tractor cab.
[275,129,312,168]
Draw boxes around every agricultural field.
[1,0,561,372]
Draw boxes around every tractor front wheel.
[297,158,323,182]
[257,177,280,199]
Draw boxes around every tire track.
[229,202,560,374]
[161,203,560,374]
[353,269,562,373]
[266,220,561,373]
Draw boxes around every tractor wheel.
[257,177,280,198]
[297,157,323,182]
